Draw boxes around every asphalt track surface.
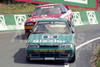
[0,24,100,67]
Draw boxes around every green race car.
[26,18,76,63]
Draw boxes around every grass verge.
[0,3,38,14]
[0,3,94,14]
[96,48,100,67]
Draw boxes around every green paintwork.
[26,18,75,61]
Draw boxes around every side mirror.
[69,24,71,27]
[62,12,66,14]
[29,30,32,34]
[69,24,74,34]
[72,30,74,33]
[28,14,32,17]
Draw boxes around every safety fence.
[73,11,100,26]
[0,14,29,31]
[0,11,100,31]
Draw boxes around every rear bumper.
[28,57,69,61]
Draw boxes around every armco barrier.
[0,11,100,31]
[73,11,100,26]
[0,14,29,31]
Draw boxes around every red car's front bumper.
[25,26,34,36]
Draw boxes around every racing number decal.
[14,15,26,29]
[86,11,98,24]
[73,12,83,26]
[0,15,7,30]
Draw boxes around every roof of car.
[37,4,61,7]
[37,18,68,22]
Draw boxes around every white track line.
[64,63,69,67]
[64,37,100,67]
[76,37,100,50]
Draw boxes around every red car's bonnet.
[26,14,63,23]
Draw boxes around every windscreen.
[32,6,61,16]
[32,21,71,34]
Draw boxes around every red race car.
[25,4,73,37]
